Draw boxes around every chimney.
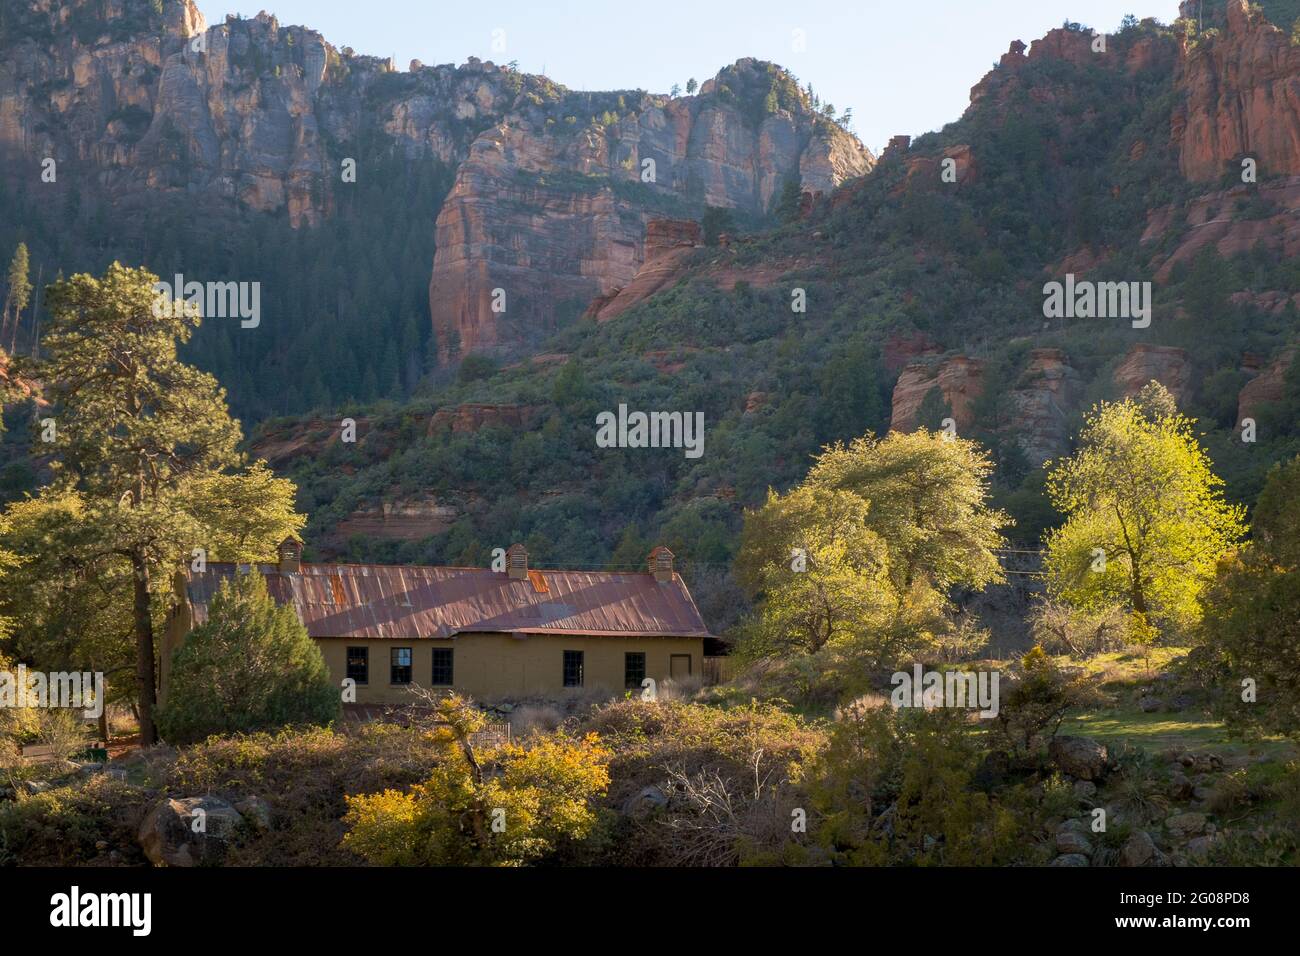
[648,546,674,583]
[506,543,528,580]
[277,536,302,574]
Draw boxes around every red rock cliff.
[429,59,873,363]
[1173,0,1300,182]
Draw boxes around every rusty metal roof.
[184,562,711,640]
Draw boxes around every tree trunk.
[1130,562,1147,616]
[131,551,158,745]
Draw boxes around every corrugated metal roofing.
[184,562,711,641]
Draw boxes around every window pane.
[391,647,412,685]
[347,647,369,685]
[624,652,646,690]
[563,650,584,688]
[432,648,454,686]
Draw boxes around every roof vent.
[648,546,674,583]
[506,543,528,580]
[278,536,302,574]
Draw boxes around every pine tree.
[156,570,339,744]
[26,263,304,744]
[2,243,31,353]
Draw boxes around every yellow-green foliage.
[1044,384,1245,634]
[342,695,610,866]
[734,429,1009,696]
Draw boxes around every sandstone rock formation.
[586,219,701,322]
[900,144,976,192]
[0,5,872,364]
[1173,0,1300,183]
[429,59,873,361]
[252,417,371,466]
[426,403,542,435]
[1143,176,1300,282]
[335,497,463,541]
[1238,346,1296,423]
[889,356,985,433]
[882,330,941,374]
[1113,344,1193,405]
[1010,348,1081,465]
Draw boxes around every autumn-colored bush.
[342,695,611,866]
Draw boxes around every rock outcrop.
[427,403,542,435]
[1173,0,1300,183]
[889,356,985,433]
[0,6,871,364]
[429,59,873,361]
[1010,348,1081,465]
[251,417,371,466]
[882,330,942,374]
[1143,176,1300,282]
[1238,346,1297,422]
[586,219,702,322]
[1113,344,1193,405]
[335,497,463,541]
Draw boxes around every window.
[431,648,454,687]
[346,647,369,685]
[563,650,584,688]
[624,652,646,690]
[390,647,412,685]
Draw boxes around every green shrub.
[157,572,339,745]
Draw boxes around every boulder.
[1056,829,1093,857]
[621,785,669,819]
[1166,811,1207,839]
[138,796,245,867]
[1138,695,1163,713]
[234,796,272,831]
[1072,780,1098,803]
[1120,829,1158,867]
[1049,736,1109,781]
[1050,853,1090,867]
[1167,771,1194,800]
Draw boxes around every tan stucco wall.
[319,633,704,704]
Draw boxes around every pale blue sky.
[196,1,1184,153]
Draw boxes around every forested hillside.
[1,0,1298,640]
[234,4,1299,641]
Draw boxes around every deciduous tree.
[1043,383,1245,634]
